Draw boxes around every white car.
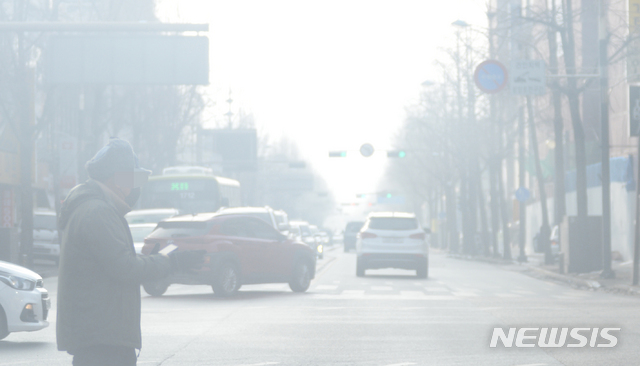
[356,212,429,278]
[0,261,50,340]
[125,208,181,225]
[216,206,280,230]
[129,223,158,254]
[32,210,60,265]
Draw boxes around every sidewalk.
[522,253,640,296]
[449,251,640,296]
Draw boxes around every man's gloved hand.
[168,250,207,271]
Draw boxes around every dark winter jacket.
[56,179,173,353]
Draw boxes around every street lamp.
[451,20,470,28]
[421,80,435,87]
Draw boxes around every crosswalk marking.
[315,285,338,290]
[399,291,427,298]
[425,287,449,292]
[452,291,479,297]
[371,286,393,291]
[343,290,365,295]
[310,293,457,300]
[495,293,523,298]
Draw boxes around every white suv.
[356,212,429,278]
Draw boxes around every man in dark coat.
[57,138,204,366]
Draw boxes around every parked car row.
[289,221,325,259]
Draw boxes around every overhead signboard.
[474,60,508,94]
[510,60,546,95]
[46,35,209,85]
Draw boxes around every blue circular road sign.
[474,60,508,94]
[515,187,531,202]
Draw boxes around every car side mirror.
[423,228,431,234]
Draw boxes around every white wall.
[526,182,635,260]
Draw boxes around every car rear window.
[148,221,212,238]
[368,217,418,230]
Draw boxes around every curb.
[448,253,513,266]
[522,265,600,289]
[449,252,640,296]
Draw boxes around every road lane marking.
[343,290,365,295]
[371,286,393,291]
[383,363,417,366]
[234,363,281,366]
[315,285,338,290]
[314,255,338,279]
[400,291,426,298]
[424,287,449,292]
[310,293,456,300]
[495,293,523,298]
[452,291,479,297]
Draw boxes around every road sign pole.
[518,106,527,263]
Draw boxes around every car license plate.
[383,237,403,244]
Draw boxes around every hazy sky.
[156,1,486,202]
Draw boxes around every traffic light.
[387,150,406,158]
[329,151,347,157]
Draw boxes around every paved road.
[2,247,639,365]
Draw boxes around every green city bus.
[138,166,241,214]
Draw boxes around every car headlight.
[0,271,36,291]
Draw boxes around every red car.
[140,213,317,297]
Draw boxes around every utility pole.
[225,88,234,129]
[634,134,640,284]
[517,106,527,262]
[599,0,615,279]
[527,96,551,264]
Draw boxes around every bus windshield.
[140,178,219,214]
